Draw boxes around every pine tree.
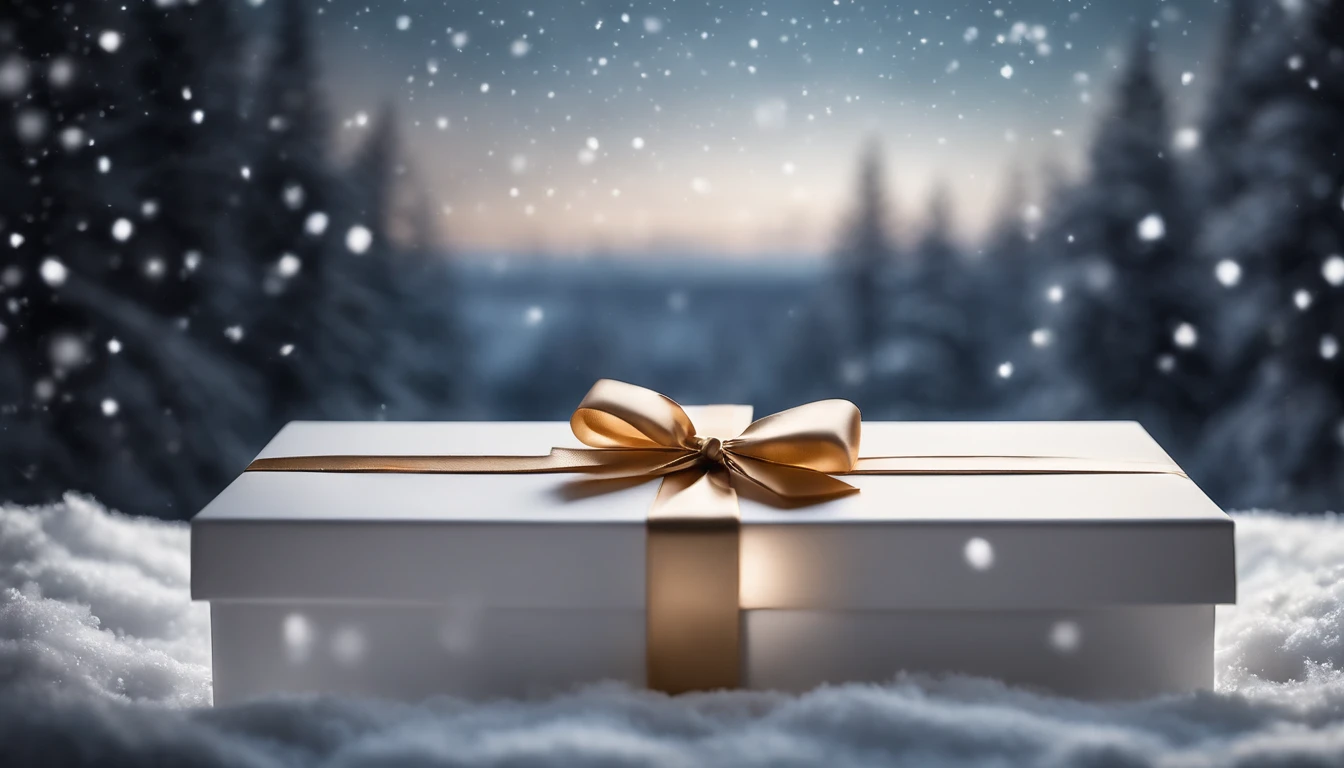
[1050,29,1213,452]
[976,170,1049,413]
[0,1,260,515]
[242,0,347,423]
[836,141,897,370]
[1195,0,1344,509]
[878,184,983,417]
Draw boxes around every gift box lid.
[191,416,1234,611]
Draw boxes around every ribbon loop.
[727,398,861,474]
[570,379,699,450]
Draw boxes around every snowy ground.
[1,498,1343,766]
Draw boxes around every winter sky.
[306,0,1227,255]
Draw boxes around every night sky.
[299,0,1228,256]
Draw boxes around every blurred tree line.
[1,0,1341,517]
[0,0,461,517]
[805,0,1344,510]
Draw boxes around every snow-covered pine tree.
[836,141,897,376]
[875,184,983,417]
[974,170,1049,414]
[1049,28,1214,454]
[241,0,349,424]
[0,1,261,516]
[1194,0,1344,509]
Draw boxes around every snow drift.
[2,496,1344,766]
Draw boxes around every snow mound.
[3,498,1344,765]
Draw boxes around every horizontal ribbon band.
[243,379,1187,694]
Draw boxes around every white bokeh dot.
[1323,255,1344,287]
[283,613,314,664]
[964,537,995,571]
[330,625,366,666]
[1049,620,1082,653]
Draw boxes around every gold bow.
[248,378,866,505]
[245,379,1187,694]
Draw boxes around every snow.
[1137,213,1166,242]
[97,30,122,53]
[303,211,329,236]
[38,258,67,287]
[345,225,373,254]
[1215,259,1243,288]
[111,218,134,242]
[2,499,1344,765]
[1173,322,1199,349]
[1323,256,1344,287]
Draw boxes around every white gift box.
[192,415,1234,704]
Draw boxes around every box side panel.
[742,522,1235,610]
[193,520,645,607]
[210,603,1212,703]
[209,603,645,705]
[744,605,1214,699]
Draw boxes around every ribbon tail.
[245,447,699,477]
[723,453,859,501]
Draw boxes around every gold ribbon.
[245,379,1187,694]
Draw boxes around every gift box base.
[209,602,1212,704]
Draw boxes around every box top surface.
[196,418,1225,525]
[192,418,1234,608]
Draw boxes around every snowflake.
[283,184,305,210]
[1215,259,1242,287]
[59,126,84,151]
[963,537,994,570]
[511,39,530,57]
[304,212,329,236]
[0,57,27,97]
[1173,322,1198,349]
[40,258,68,287]
[1322,335,1339,361]
[396,15,411,31]
[1030,328,1053,347]
[1174,128,1200,151]
[111,218,134,242]
[997,361,1014,379]
[1137,214,1165,242]
[345,225,373,254]
[1322,255,1344,286]
[276,254,301,277]
[1049,621,1082,653]
[48,57,74,88]
[98,31,122,53]
[1000,64,1014,79]
[100,398,119,417]
[49,334,86,368]
[523,306,544,326]
[223,325,244,343]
